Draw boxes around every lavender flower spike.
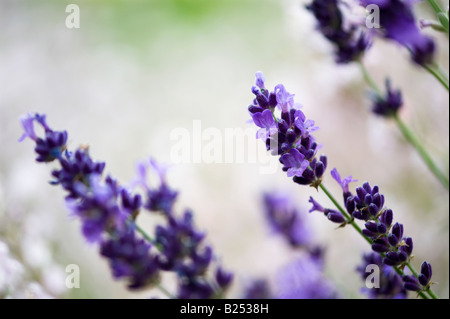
[20,113,232,297]
[248,72,327,188]
[357,252,407,299]
[359,0,435,65]
[306,0,371,63]
[370,79,403,117]
[322,168,435,295]
[263,192,312,247]
[19,112,68,162]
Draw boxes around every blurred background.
[0,0,448,298]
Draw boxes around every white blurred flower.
[42,265,66,296]
[21,235,52,269]
[0,241,25,296]
[0,240,55,299]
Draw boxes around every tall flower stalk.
[359,62,449,191]
[305,0,449,190]
[18,113,232,299]
[246,72,439,299]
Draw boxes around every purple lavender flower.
[276,254,337,299]
[255,71,266,90]
[242,279,272,299]
[309,196,347,224]
[215,267,234,290]
[331,168,357,194]
[357,252,407,299]
[306,0,371,63]
[311,167,434,294]
[248,73,327,188]
[360,0,435,65]
[19,113,68,162]
[135,161,233,298]
[20,113,232,298]
[51,149,106,199]
[403,261,433,292]
[100,228,159,289]
[370,79,403,117]
[18,113,38,142]
[274,84,296,113]
[280,149,310,178]
[295,117,319,138]
[135,158,178,215]
[262,193,312,247]
[66,174,128,242]
[252,109,278,140]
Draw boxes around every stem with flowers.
[358,62,449,191]
[247,71,440,299]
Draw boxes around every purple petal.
[252,109,275,129]
[18,113,37,142]
[255,71,266,89]
[275,84,295,113]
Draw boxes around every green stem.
[132,221,178,298]
[426,287,440,299]
[358,62,449,190]
[394,114,449,190]
[427,0,443,14]
[134,221,157,245]
[423,64,450,92]
[156,282,177,299]
[426,0,449,35]
[358,62,381,96]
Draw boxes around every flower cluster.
[402,261,433,293]
[135,160,233,298]
[357,252,407,299]
[305,0,371,63]
[276,255,337,299]
[261,192,337,299]
[247,73,439,298]
[19,113,232,298]
[310,168,434,294]
[359,0,436,66]
[262,192,312,247]
[370,79,403,117]
[248,72,327,189]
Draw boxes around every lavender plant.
[246,72,439,299]
[306,0,449,190]
[357,252,407,299]
[261,192,337,299]
[18,113,232,298]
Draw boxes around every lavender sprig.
[359,0,436,66]
[262,192,312,248]
[246,73,439,299]
[19,113,232,298]
[358,64,450,190]
[357,0,449,90]
[310,168,438,299]
[305,0,371,63]
[357,252,407,299]
[248,72,327,189]
[306,0,449,90]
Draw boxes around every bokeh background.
[0,0,448,298]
